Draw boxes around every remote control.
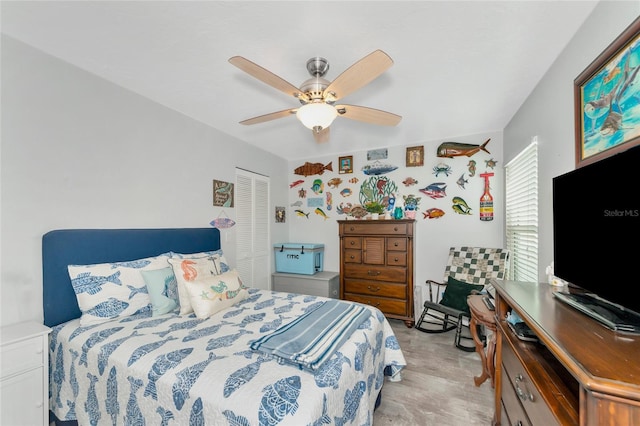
[483,296,495,311]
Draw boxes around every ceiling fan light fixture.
[296,102,337,130]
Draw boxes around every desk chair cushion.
[439,277,484,314]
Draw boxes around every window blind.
[505,141,538,282]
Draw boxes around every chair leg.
[455,315,476,352]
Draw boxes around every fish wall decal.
[294,162,333,177]
[437,138,491,158]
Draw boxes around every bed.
[43,228,406,426]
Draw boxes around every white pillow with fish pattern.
[68,253,171,326]
[184,269,249,319]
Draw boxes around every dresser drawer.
[386,251,406,266]
[502,339,558,426]
[343,293,408,315]
[387,238,407,251]
[501,372,531,426]
[344,264,406,283]
[344,279,406,299]
[344,249,362,263]
[343,237,362,249]
[341,222,408,236]
[1,336,45,379]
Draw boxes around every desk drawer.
[344,237,362,249]
[502,340,558,426]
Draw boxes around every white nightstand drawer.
[1,336,45,378]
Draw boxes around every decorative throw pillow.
[168,253,226,315]
[184,269,249,319]
[170,249,230,274]
[439,276,485,314]
[141,267,179,316]
[68,253,171,325]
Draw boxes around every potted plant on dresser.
[364,201,386,219]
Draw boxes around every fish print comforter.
[49,289,406,426]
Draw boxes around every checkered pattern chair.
[415,247,510,351]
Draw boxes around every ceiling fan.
[228,50,402,143]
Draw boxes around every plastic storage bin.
[274,243,324,275]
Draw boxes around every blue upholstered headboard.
[42,228,221,327]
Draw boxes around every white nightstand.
[272,271,340,298]
[0,321,52,426]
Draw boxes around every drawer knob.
[394,242,399,247]
[394,257,399,262]
[350,241,355,246]
[394,227,398,231]
[349,226,355,231]
[367,270,381,276]
[349,255,355,260]
[367,285,381,292]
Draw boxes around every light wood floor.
[373,319,495,425]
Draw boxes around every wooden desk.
[467,294,497,388]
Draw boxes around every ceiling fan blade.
[229,56,308,101]
[323,50,393,102]
[239,108,296,125]
[336,104,402,126]
[313,127,330,143]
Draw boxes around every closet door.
[235,168,270,290]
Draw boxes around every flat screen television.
[552,144,640,333]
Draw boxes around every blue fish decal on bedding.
[53,343,65,408]
[314,352,351,389]
[223,306,249,318]
[71,271,122,294]
[235,292,263,306]
[69,323,100,341]
[106,366,119,426]
[128,336,177,366]
[125,376,144,425]
[155,318,203,338]
[309,394,331,426]
[64,399,76,422]
[85,373,101,426]
[254,298,276,310]
[385,335,401,350]
[80,327,124,367]
[144,348,194,400]
[206,330,252,351]
[357,316,373,331]
[334,381,366,426]
[85,297,129,320]
[223,355,269,398]
[354,335,371,372]
[69,349,79,398]
[97,331,140,375]
[237,313,266,328]
[273,303,297,314]
[182,322,230,342]
[303,301,325,313]
[127,284,148,299]
[372,331,383,361]
[134,316,173,330]
[303,295,318,303]
[259,315,287,333]
[258,375,301,426]
[156,406,175,426]
[111,259,152,269]
[222,409,251,426]
[172,352,221,411]
[190,397,205,426]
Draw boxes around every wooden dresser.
[338,219,415,327]
[492,279,640,425]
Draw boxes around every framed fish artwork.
[406,145,424,167]
[213,179,234,207]
[339,156,353,174]
[574,16,640,168]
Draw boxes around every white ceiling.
[1,1,599,161]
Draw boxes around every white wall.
[504,1,639,280]
[286,130,505,287]
[0,36,289,326]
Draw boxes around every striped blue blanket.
[250,299,371,371]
